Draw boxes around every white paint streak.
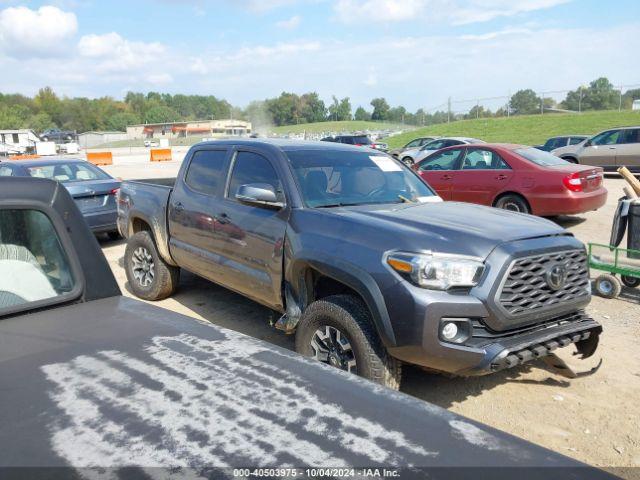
[42,332,437,472]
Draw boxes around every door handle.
[609,146,617,150]
[495,174,508,180]
[216,212,230,224]
[173,202,184,212]
[441,174,453,180]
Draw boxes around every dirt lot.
[101,158,639,469]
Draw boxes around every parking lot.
[99,155,639,469]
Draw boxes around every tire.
[402,156,414,166]
[107,230,121,241]
[494,194,530,214]
[124,231,179,301]
[594,273,621,299]
[562,157,578,164]
[621,275,640,288]
[295,294,402,390]
[42,137,48,142]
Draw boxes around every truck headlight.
[386,252,485,290]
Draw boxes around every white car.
[402,137,486,165]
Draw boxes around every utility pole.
[507,91,511,118]
[619,86,623,112]
[447,97,451,123]
[476,99,480,119]
[540,93,544,115]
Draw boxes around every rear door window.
[620,129,640,144]
[0,209,76,314]
[184,149,228,196]
[462,149,511,170]
[418,149,463,171]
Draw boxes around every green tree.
[266,92,298,126]
[144,105,179,124]
[622,88,640,109]
[370,98,390,121]
[299,92,326,123]
[106,112,140,131]
[562,77,620,111]
[34,87,62,124]
[509,89,541,115]
[354,106,371,121]
[26,112,56,132]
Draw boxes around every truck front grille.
[499,249,589,315]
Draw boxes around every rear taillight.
[563,172,583,192]
[109,188,120,195]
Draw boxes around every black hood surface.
[317,201,567,259]
[0,296,600,475]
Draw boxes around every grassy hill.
[270,120,411,135]
[386,110,640,149]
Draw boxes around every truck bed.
[126,177,176,188]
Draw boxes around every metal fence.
[420,83,640,123]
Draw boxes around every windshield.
[515,147,571,166]
[26,162,111,183]
[286,150,436,207]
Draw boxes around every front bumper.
[82,208,118,233]
[383,236,600,375]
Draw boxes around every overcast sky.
[0,0,638,111]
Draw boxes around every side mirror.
[584,139,592,147]
[235,183,284,209]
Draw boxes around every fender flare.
[288,252,397,347]
[127,211,177,266]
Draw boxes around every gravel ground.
[101,158,639,469]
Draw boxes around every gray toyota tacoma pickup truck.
[1,176,612,477]
[118,139,601,389]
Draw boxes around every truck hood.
[326,201,567,259]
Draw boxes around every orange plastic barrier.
[150,148,172,162]
[8,154,40,161]
[86,151,113,166]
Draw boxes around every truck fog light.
[439,318,472,344]
[441,322,458,340]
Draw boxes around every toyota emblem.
[546,264,568,290]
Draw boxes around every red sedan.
[413,144,607,216]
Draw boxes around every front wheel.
[295,294,402,390]
[124,231,179,300]
[494,194,530,214]
[402,156,414,166]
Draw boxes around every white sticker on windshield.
[370,156,402,172]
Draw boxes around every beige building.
[126,119,252,140]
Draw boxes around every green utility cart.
[588,242,640,298]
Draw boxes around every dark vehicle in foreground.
[118,139,601,389]
[389,136,438,159]
[0,176,609,475]
[321,134,388,151]
[534,135,588,152]
[414,144,608,216]
[0,158,120,237]
[39,128,77,143]
[555,126,640,172]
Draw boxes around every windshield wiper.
[398,195,415,203]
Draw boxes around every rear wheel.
[295,294,402,390]
[124,231,179,300]
[402,156,414,166]
[594,273,621,299]
[562,157,578,164]
[107,230,121,241]
[494,194,530,214]
[621,275,640,288]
